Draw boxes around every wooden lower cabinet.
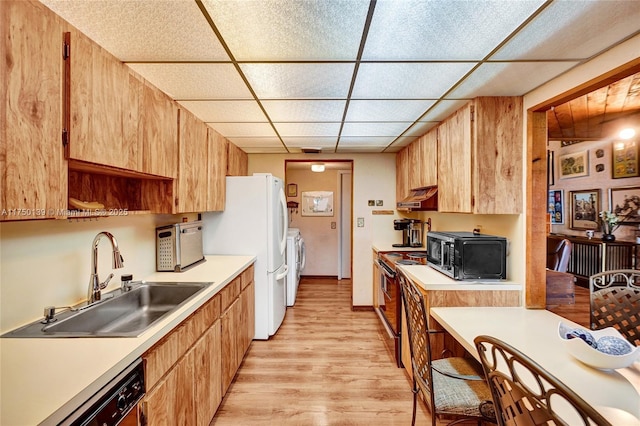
[141,264,254,424]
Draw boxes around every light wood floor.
[212,277,431,425]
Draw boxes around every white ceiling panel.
[492,1,640,60]
[419,100,470,122]
[281,138,339,148]
[239,146,289,154]
[240,63,355,99]
[274,123,341,137]
[127,63,252,99]
[448,62,580,98]
[41,0,229,61]
[201,0,370,61]
[363,0,546,60]
[403,122,439,138]
[262,100,346,122]
[341,122,413,137]
[352,63,476,99]
[386,137,420,152]
[178,100,267,122]
[339,136,397,145]
[346,100,436,122]
[227,137,283,148]
[209,122,277,138]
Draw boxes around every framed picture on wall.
[301,191,334,216]
[559,150,589,179]
[612,140,639,179]
[548,190,564,224]
[287,183,297,197]
[609,186,640,224]
[569,189,600,230]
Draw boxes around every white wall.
[249,153,400,306]
[0,213,196,333]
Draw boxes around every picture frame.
[569,189,600,230]
[548,190,564,224]
[612,140,639,179]
[609,186,640,225]
[559,150,589,179]
[301,191,334,216]
[287,183,297,197]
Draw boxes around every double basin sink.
[2,281,212,338]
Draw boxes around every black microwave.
[426,231,507,280]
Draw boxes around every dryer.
[286,228,305,306]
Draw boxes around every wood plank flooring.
[211,277,431,425]
[547,285,590,327]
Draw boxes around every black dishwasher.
[59,358,145,426]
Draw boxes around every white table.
[430,307,640,425]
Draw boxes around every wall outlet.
[375,200,383,206]
[331,222,336,229]
[368,200,375,206]
[357,217,365,227]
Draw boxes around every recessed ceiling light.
[619,128,636,140]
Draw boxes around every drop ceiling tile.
[345,100,436,122]
[353,63,475,99]
[448,62,580,98]
[404,122,439,138]
[341,122,412,137]
[339,136,396,145]
[384,137,420,152]
[127,63,252,99]
[240,63,355,99]
[493,1,640,60]
[275,123,341,137]
[363,0,545,60]
[240,146,289,154]
[41,0,229,61]
[201,0,370,60]
[227,137,284,149]
[179,100,267,122]
[209,123,277,138]
[262,100,346,122]
[281,137,339,148]
[335,145,386,153]
[419,100,471,122]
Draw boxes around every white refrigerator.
[202,173,288,339]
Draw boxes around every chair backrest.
[397,269,435,407]
[547,237,572,273]
[589,269,640,345]
[474,335,612,426]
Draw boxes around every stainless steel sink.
[2,282,212,338]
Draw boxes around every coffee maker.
[392,219,424,247]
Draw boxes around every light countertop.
[0,255,255,426]
[431,307,640,424]
[372,243,427,253]
[398,264,522,291]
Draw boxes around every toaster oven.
[156,221,205,272]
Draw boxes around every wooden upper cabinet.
[67,27,139,170]
[2,0,67,220]
[408,129,438,190]
[395,146,410,204]
[139,81,178,178]
[176,108,208,213]
[207,129,227,211]
[438,97,523,214]
[227,142,248,176]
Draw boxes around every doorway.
[284,160,354,280]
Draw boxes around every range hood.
[397,186,438,211]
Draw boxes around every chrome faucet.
[88,231,124,303]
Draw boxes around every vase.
[602,233,616,242]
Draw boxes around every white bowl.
[558,322,640,370]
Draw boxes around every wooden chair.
[397,268,496,426]
[589,269,640,346]
[474,335,611,426]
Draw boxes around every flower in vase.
[598,211,620,235]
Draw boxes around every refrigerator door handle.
[276,265,289,280]
[278,187,288,256]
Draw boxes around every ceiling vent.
[301,147,321,154]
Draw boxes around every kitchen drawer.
[240,264,254,290]
[220,278,241,311]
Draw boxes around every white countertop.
[398,264,522,291]
[0,255,255,426]
[431,307,640,424]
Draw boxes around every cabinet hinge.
[62,129,69,147]
[63,41,70,60]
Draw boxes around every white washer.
[286,228,305,306]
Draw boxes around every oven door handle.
[440,241,448,268]
[376,259,395,279]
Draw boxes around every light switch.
[357,217,364,227]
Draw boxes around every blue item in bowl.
[565,328,597,348]
[596,335,632,355]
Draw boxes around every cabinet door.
[68,28,138,170]
[176,108,208,213]
[140,81,178,178]
[2,0,67,220]
[227,142,248,176]
[438,102,473,212]
[207,129,227,211]
[473,97,523,214]
[142,348,196,425]
[395,146,410,204]
[194,321,222,426]
[409,129,437,190]
[243,280,255,349]
[221,298,240,393]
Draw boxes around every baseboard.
[352,305,374,312]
